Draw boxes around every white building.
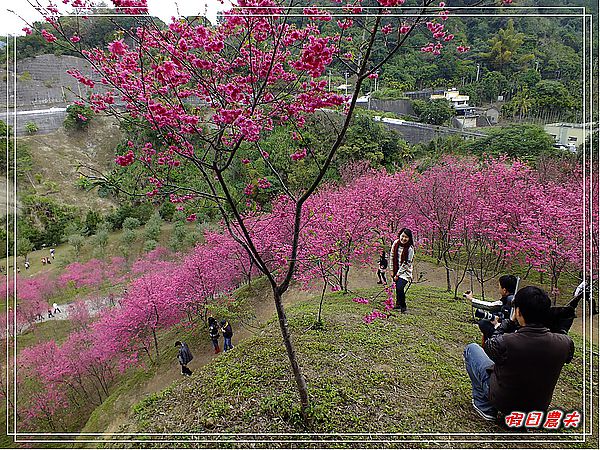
[430,88,472,114]
[544,123,596,152]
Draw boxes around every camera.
[474,309,499,321]
[469,293,505,323]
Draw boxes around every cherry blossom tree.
[25,0,499,413]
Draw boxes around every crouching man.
[463,286,574,422]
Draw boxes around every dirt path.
[17,296,114,334]
[100,282,314,434]
[140,283,313,397]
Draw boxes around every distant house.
[483,107,500,124]
[430,88,474,115]
[544,123,596,151]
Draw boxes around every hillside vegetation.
[112,283,593,446]
[17,115,120,211]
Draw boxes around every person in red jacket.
[463,286,574,422]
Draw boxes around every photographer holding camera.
[463,286,574,421]
[465,275,518,342]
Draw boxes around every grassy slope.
[114,284,595,447]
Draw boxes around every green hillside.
[108,284,594,446]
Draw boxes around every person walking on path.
[50,248,55,259]
[376,251,388,285]
[221,320,234,351]
[208,317,221,354]
[390,228,415,313]
[175,341,193,376]
[52,302,61,314]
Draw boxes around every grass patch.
[17,319,73,349]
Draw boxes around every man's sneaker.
[471,399,496,421]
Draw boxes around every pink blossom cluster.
[303,7,332,21]
[290,35,337,78]
[66,69,94,88]
[41,29,57,43]
[352,297,370,304]
[290,148,307,161]
[376,0,406,7]
[115,150,135,167]
[363,310,387,324]
[337,19,353,30]
[257,178,272,189]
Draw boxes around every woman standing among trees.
[391,228,415,313]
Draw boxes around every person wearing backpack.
[175,341,193,376]
[208,317,221,354]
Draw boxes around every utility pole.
[344,72,349,96]
[476,64,480,82]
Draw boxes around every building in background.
[544,123,596,152]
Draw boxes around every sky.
[0,0,231,36]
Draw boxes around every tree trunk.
[152,328,159,360]
[273,288,309,413]
[442,252,451,292]
[342,264,350,293]
[317,277,327,325]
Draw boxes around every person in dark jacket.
[376,251,388,285]
[175,341,193,376]
[463,286,574,422]
[465,274,518,341]
[208,317,221,354]
[221,320,234,351]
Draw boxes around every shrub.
[143,239,158,252]
[25,122,39,134]
[64,104,94,131]
[158,201,176,221]
[75,176,93,190]
[122,217,141,231]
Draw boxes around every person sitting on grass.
[463,286,574,422]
